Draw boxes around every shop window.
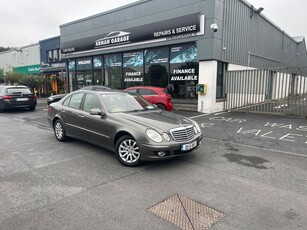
[94,69,103,85]
[104,53,122,89]
[76,57,93,89]
[47,50,53,62]
[216,62,226,99]
[46,49,60,62]
[53,50,58,61]
[68,60,76,91]
[169,43,198,101]
[93,56,103,85]
[123,51,144,88]
[68,60,76,71]
[144,47,169,87]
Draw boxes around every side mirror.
[89,108,105,116]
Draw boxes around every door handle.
[78,114,84,118]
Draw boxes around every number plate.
[17,98,29,101]
[181,141,197,151]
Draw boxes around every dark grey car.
[47,85,113,105]
[47,90,202,166]
[0,85,37,112]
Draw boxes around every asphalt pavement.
[0,101,306,230]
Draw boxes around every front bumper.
[138,134,203,161]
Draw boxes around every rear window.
[138,89,157,95]
[7,88,32,94]
[162,88,170,94]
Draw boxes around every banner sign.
[13,65,41,74]
[62,13,204,54]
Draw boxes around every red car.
[125,86,173,111]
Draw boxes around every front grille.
[170,125,195,142]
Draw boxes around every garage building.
[60,0,307,113]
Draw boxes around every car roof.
[77,89,126,95]
[79,85,112,91]
[1,85,28,88]
[126,86,165,90]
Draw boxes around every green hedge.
[1,72,44,88]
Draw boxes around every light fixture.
[250,5,264,18]
[257,7,264,13]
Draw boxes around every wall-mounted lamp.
[257,7,264,13]
[250,5,264,18]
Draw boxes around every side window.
[63,96,71,107]
[68,93,84,109]
[83,94,101,112]
[127,89,137,93]
[138,89,157,95]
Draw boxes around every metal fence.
[224,68,307,116]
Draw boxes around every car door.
[60,92,85,137]
[138,89,157,104]
[77,93,109,146]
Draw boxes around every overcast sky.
[0,0,306,47]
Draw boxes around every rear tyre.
[53,119,67,142]
[156,103,166,110]
[29,106,36,111]
[115,135,141,167]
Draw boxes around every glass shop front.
[67,43,199,101]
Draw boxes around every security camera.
[210,23,218,32]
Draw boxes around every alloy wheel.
[118,138,140,165]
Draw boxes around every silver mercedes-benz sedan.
[47,90,202,166]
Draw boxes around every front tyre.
[115,135,141,167]
[53,119,67,142]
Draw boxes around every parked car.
[47,85,112,105]
[125,86,173,111]
[0,85,37,112]
[47,93,67,105]
[47,90,202,166]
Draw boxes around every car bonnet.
[115,110,193,132]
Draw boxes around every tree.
[0,68,4,82]
[0,47,12,53]
[3,72,44,89]
[3,72,23,84]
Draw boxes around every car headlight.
[146,129,163,143]
[192,120,201,133]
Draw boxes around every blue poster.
[170,44,197,64]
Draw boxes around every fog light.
[157,151,166,157]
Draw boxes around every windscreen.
[101,92,156,113]
[7,88,32,94]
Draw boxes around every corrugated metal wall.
[0,44,40,72]
[224,68,307,116]
[222,0,307,69]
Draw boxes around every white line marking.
[189,113,212,119]
[213,112,228,116]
